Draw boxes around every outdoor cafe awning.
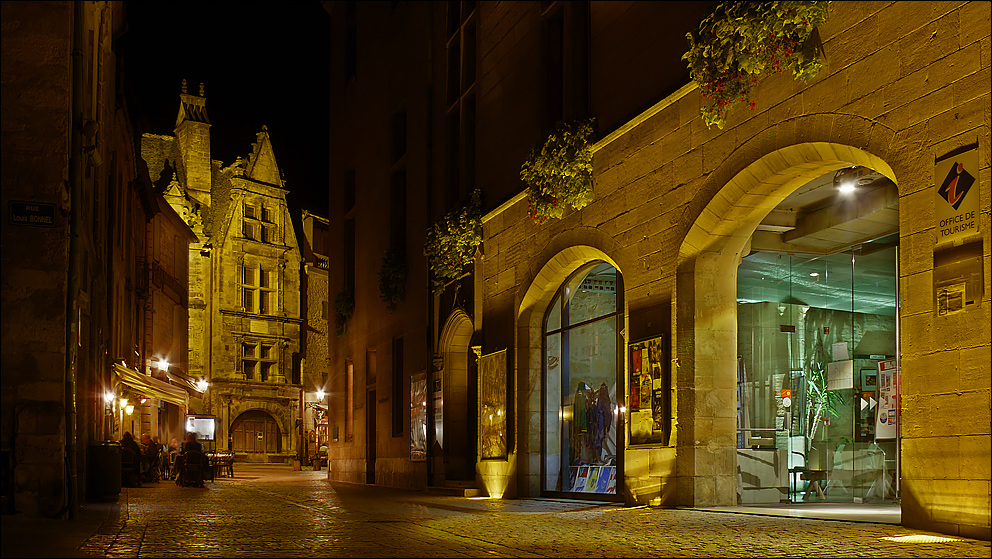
[113,363,189,409]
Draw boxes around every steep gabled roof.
[244,126,283,187]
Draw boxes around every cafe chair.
[142,449,161,483]
[121,447,141,488]
[180,450,206,488]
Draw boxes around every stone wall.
[480,0,989,538]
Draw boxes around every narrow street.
[2,464,988,558]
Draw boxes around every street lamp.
[303,390,327,468]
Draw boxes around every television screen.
[185,415,216,442]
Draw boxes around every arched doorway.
[676,142,898,508]
[438,309,475,481]
[516,242,625,500]
[231,410,281,454]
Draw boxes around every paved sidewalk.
[2,464,989,558]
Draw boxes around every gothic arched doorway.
[231,410,281,454]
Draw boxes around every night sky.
[121,1,330,216]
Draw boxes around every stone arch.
[437,309,475,481]
[674,139,898,508]
[230,408,284,456]
[515,238,625,498]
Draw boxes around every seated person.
[175,432,204,486]
[120,432,142,487]
[182,432,203,454]
[139,433,161,482]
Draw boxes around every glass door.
[737,234,900,504]
[542,262,623,498]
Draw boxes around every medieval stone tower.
[142,81,303,463]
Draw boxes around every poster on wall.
[628,335,669,445]
[410,372,427,461]
[875,359,900,440]
[478,349,507,460]
[934,145,980,246]
[433,357,444,449]
[630,348,642,410]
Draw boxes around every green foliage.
[520,118,597,224]
[377,247,408,313]
[683,1,830,129]
[803,329,844,447]
[424,189,482,295]
[333,287,354,336]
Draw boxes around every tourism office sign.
[934,146,980,245]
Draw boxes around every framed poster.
[478,349,507,460]
[628,335,670,445]
[410,372,427,461]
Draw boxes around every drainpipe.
[63,0,85,520]
[424,11,435,488]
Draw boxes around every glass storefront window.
[737,234,899,504]
[543,262,622,495]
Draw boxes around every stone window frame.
[243,200,277,244]
[242,339,277,382]
[242,264,277,315]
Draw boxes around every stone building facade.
[142,86,304,463]
[326,1,990,540]
[1,0,197,518]
[300,210,331,462]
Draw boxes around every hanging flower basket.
[683,1,829,129]
[378,247,408,313]
[333,287,354,336]
[424,189,482,295]
[520,118,597,224]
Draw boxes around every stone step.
[424,485,483,497]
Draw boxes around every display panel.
[478,349,507,460]
[628,335,669,445]
[185,415,216,442]
[410,371,427,461]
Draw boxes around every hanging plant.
[333,287,354,336]
[520,118,597,224]
[683,1,830,129]
[378,247,408,313]
[424,189,482,295]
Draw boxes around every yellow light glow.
[104,392,115,404]
[119,397,128,408]
[157,359,169,371]
[125,404,134,415]
[881,535,961,543]
[316,389,325,400]
[196,379,209,392]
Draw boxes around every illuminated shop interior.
[736,167,900,505]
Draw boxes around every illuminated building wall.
[327,1,989,539]
[143,90,304,463]
[1,0,197,518]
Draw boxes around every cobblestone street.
[2,464,989,558]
